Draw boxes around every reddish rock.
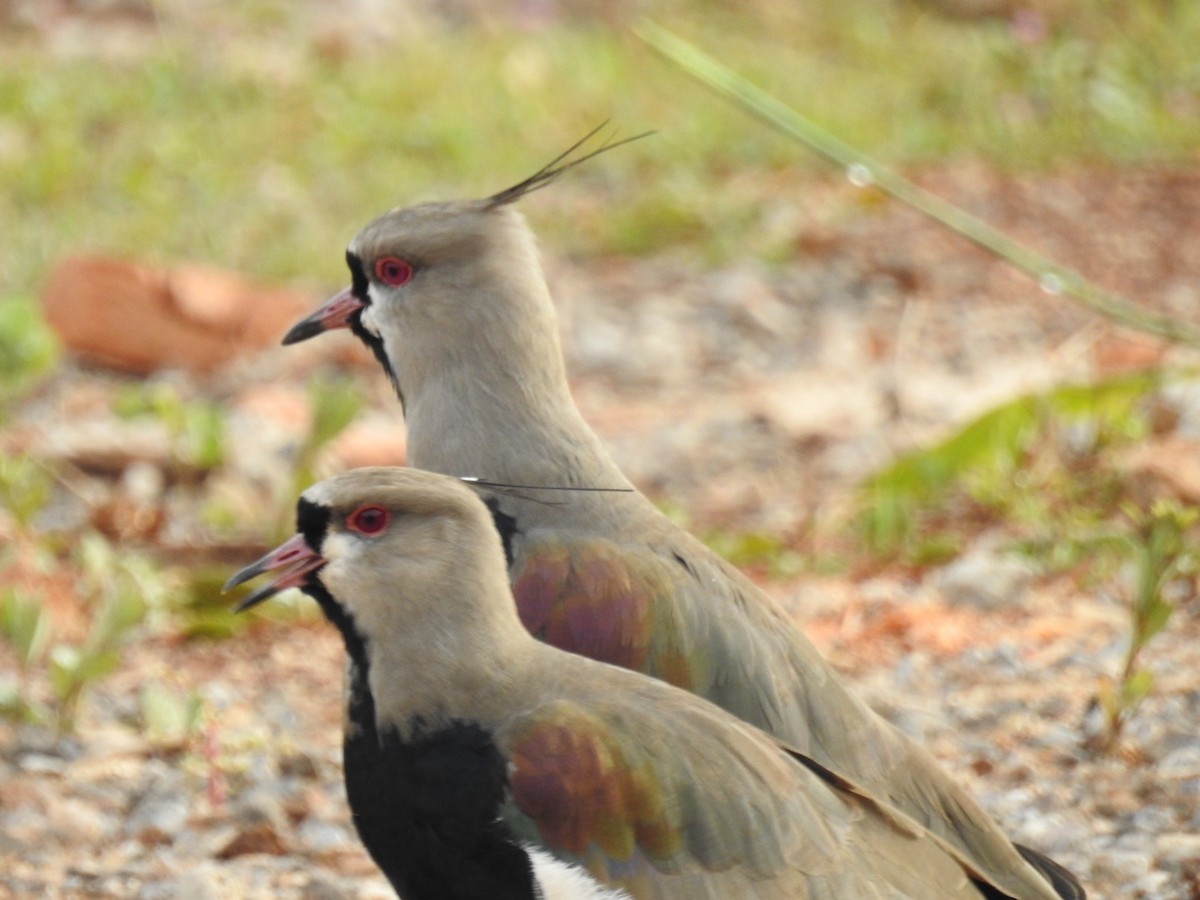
[232,385,312,432]
[41,256,316,374]
[329,417,408,470]
[215,822,288,859]
[90,490,167,544]
[1119,436,1200,505]
[1092,328,1168,375]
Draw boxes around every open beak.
[223,533,326,612]
[282,286,364,345]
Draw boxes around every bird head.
[281,128,650,408]
[224,468,529,687]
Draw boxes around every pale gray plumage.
[283,154,1084,900]
[236,467,1027,899]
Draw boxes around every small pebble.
[232,784,289,830]
[279,750,320,780]
[301,871,352,900]
[297,818,354,853]
[127,790,189,841]
[47,796,116,843]
[936,542,1034,610]
[1157,832,1200,863]
[155,863,226,900]
[19,754,68,775]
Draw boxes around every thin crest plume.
[458,476,634,493]
[458,476,634,508]
[485,122,654,208]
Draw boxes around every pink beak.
[224,533,326,612]
[282,286,364,345]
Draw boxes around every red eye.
[347,505,390,535]
[374,256,413,287]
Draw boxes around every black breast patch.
[341,659,537,900]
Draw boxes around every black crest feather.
[485,122,653,208]
[458,476,634,511]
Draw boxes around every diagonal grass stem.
[637,21,1200,347]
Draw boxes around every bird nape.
[278,133,1085,900]
[230,466,1068,900]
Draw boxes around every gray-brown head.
[282,128,650,410]
[224,467,538,733]
[281,129,648,483]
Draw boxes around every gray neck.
[405,369,628,489]
[362,599,568,743]
[392,285,631,491]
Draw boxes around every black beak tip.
[222,565,259,594]
[281,319,323,346]
[224,560,275,610]
[233,588,275,613]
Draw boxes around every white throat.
[528,848,632,900]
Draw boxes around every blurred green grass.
[3,0,1199,299]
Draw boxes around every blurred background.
[2,1,1200,896]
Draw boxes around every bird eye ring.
[374,257,413,287]
[347,505,390,536]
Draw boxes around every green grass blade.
[636,21,1200,347]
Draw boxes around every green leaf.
[180,608,244,640]
[1137,597,1174,645]
[0,454,53,530]
[1121,669,1155,706]
[48,645,82,701]
[910,533,963,567]
[1096,681,1119,721]
[0,587,51,668]
[77,531,117,583]
[106,591,148,639]
[0,681,47,725]
[182,403,226,470]
[111,383,156,420]
[76,648,121,685]
[307,375,362,451]
[119,553,171,612]
[149,384,187,433]
[0,296,60,397]
[141,683,200,744]
[49,644,121,697]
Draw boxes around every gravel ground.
[4,168,1200,899]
